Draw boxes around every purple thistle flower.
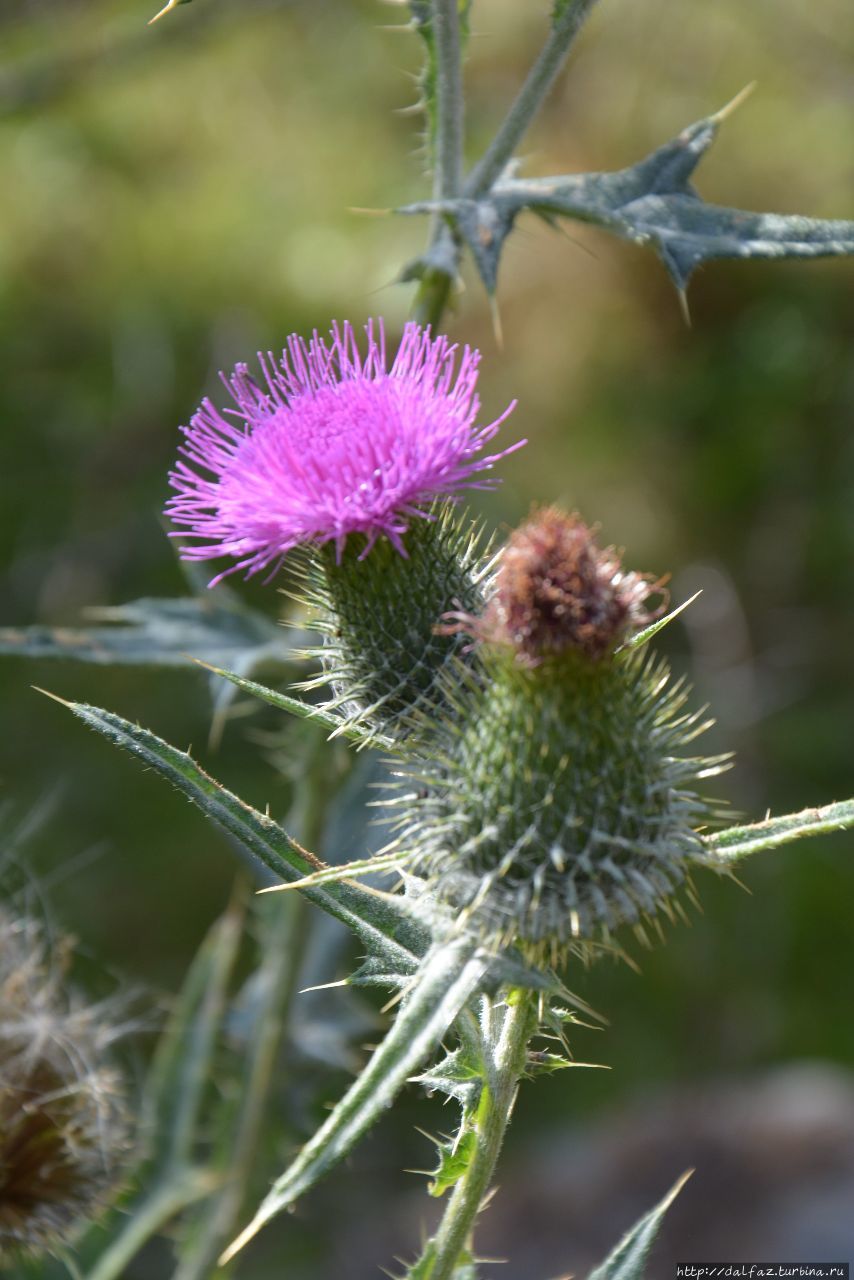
[166,319,522,585]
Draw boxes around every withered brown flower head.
[0,910,129,1261]
[482,508,664,663]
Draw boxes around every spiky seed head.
[405,513,726,952]
[0,910,130,1261]
[466,508,664,664]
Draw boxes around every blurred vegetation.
[1,0,853,1275]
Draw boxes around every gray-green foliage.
[402,92,854,306]
[0,590,301,745]
[586,1171,693,1280]
[54,695,430,978]
[0,593,290,672]
[401,5,854,323]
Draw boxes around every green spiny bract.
[400,510,727,951]
[298,506,493,744]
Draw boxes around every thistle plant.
[3,3,854,1278]
[23,319,850,1278]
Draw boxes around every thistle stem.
[413,0,466,330]
[705,798,854,861]
[411,246,459,330]
[432,0,464,203]
[426,990,535,1280]
[465,0,600,197]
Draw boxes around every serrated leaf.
[586,1170,692,1280]
[428,1126,478,1197]
[0,594,289,670]
[197,660,394,749]
[525,1049,575,1076]
[398,95,854,296]
[705,798,854,862]
[413,1045,483,1110]
[46,695,430,974]
[220,937,491,1263]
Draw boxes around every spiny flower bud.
[405,513,726,952]
[303,507,494,740]
[0,909,130,1261]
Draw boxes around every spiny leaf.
[43,694,430,973]
[412,1045,483,1110]
[428,1127,478,1197]
[195,660,395,749]
[0,595,290,671]
[705,798,854,862]
[399,93,854,297]
[0,594,302,748]
[586,1170,692,1280]
[220,937,491,1263]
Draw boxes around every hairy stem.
[705,798,854,861]
[412,248,459,329]
[427,990,535,1280]
[432,0,464,203]
[413,0,465,331]
[465,0,600,197]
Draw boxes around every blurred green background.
[1,0,853,1275]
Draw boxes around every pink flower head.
[166,319,522,585]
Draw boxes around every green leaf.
[44,694,430,975]
[144,894,244,1174]
[0,592,305,745]
[220,937,491,1264]
[79,899,246,1280]
[197,660,394,749]
[0,594,289,670]
[399,92,854,297]
[171,895,300,1280]
[428,1127,478,1197]
[413,1045,483,1110]
[586,1170,692,1280]
[705,798,854,862]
